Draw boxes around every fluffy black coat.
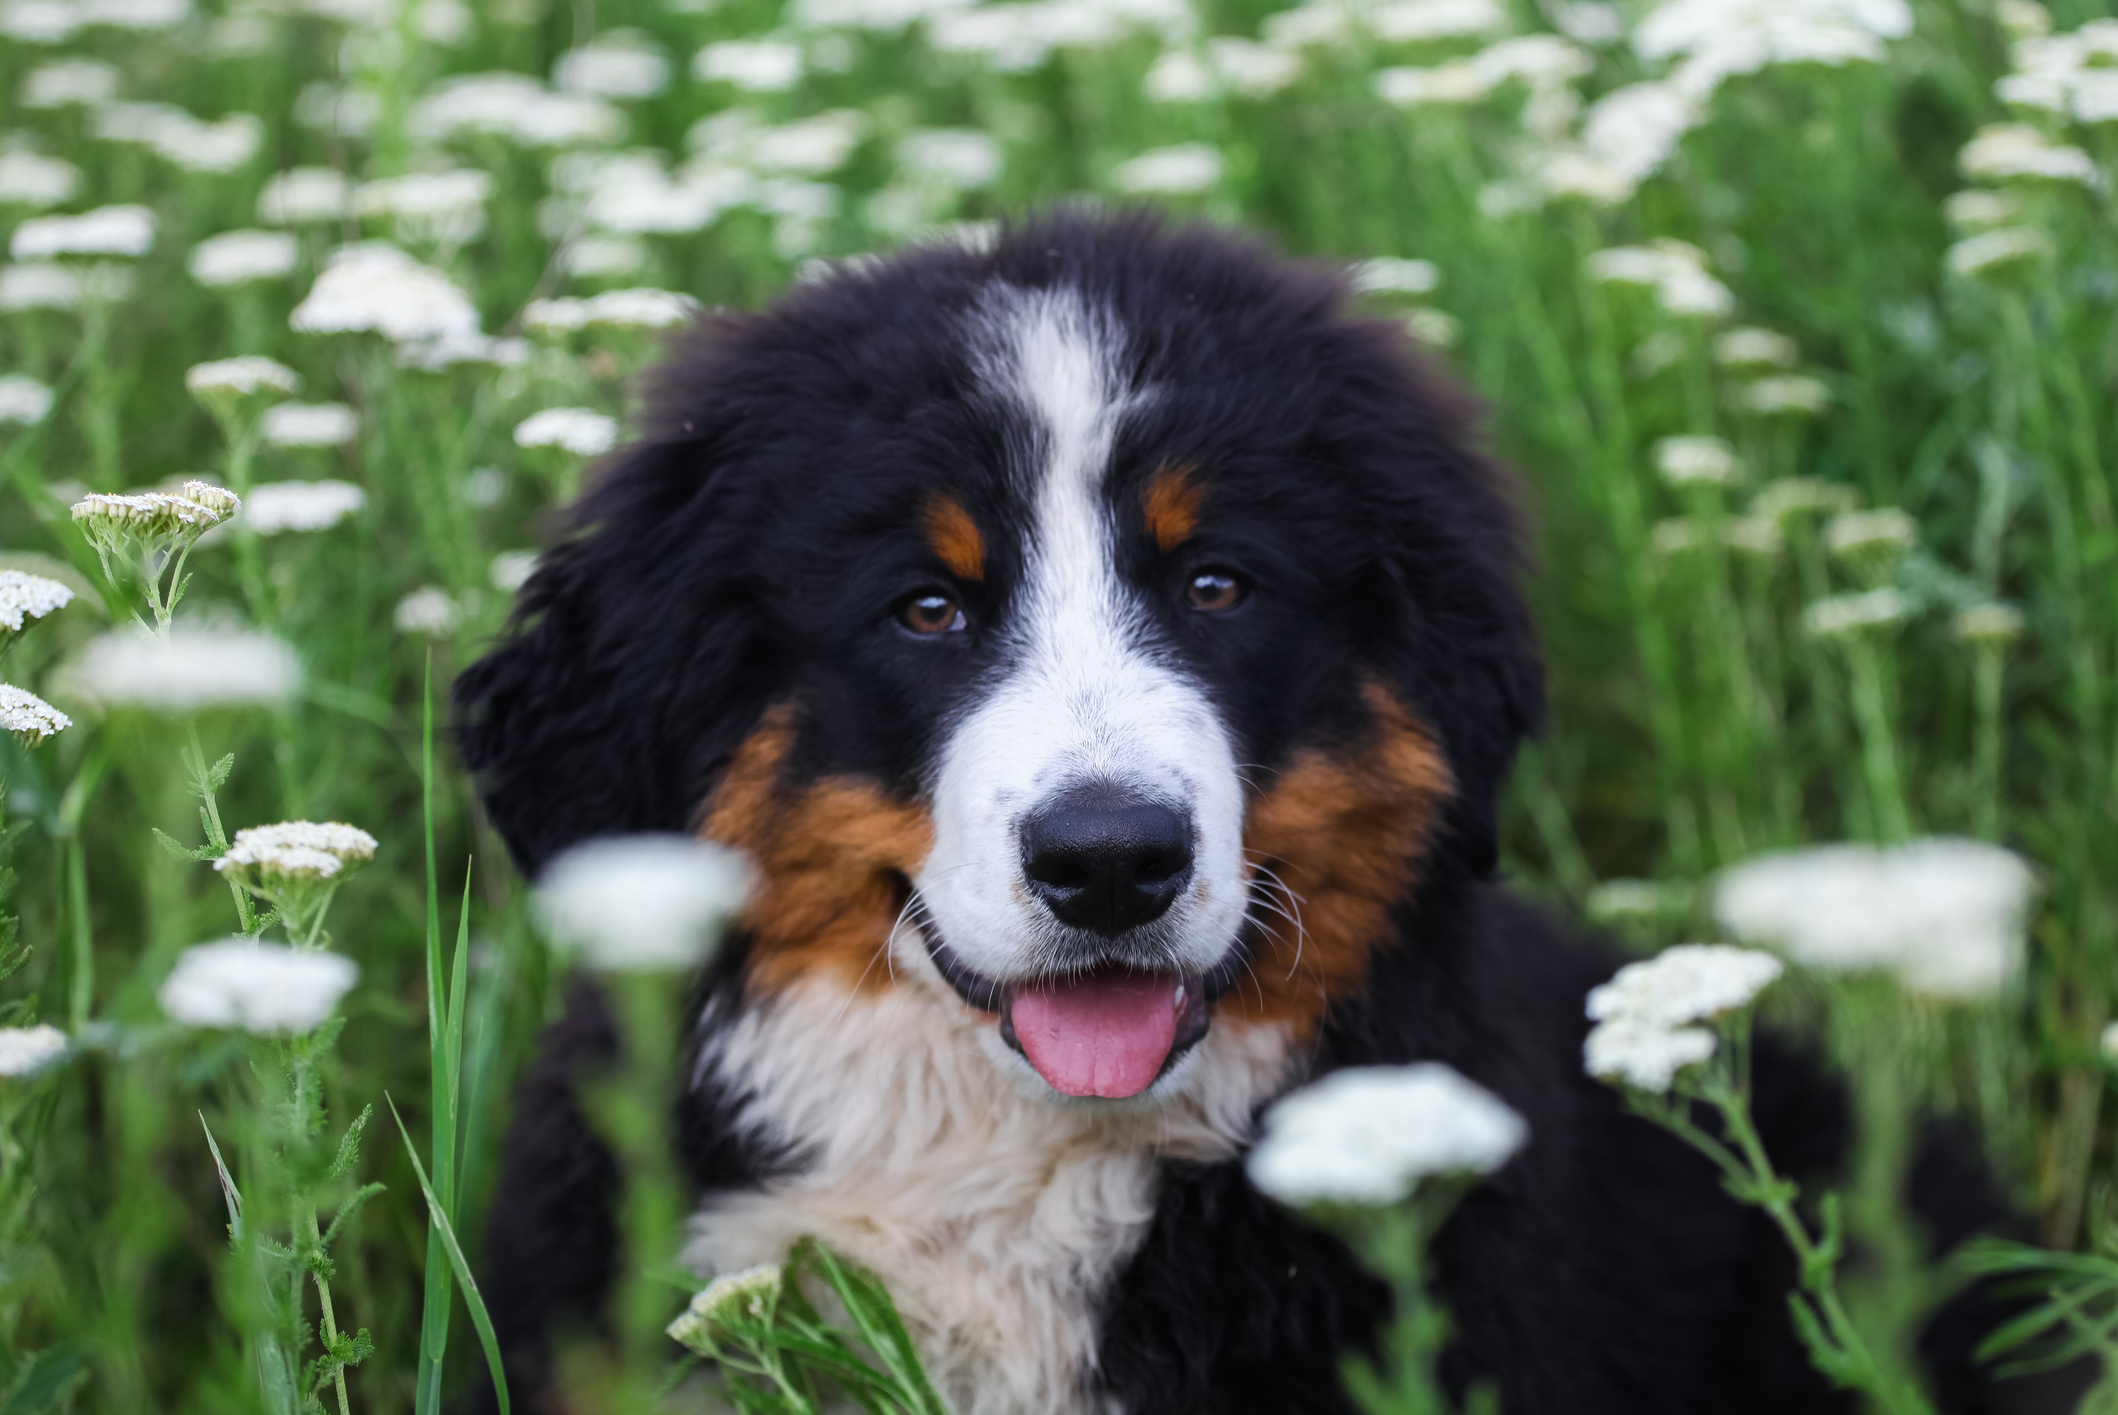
[456,212,2073,1414]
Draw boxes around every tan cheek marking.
[702,706,935,996]
[1226,681,1454,1037]
[924,495,985,582]
[1143,464,1205,552]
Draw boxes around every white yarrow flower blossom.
[290,243,482,343]
[257,167,353,225]
[1732,374,1831,416]
[1653,436,1742,487]
[261,401,359,449]
[1952,602,2025,645]
[1960,123,2098,183]
[536,835,753,971]
[515,408,618,456]
[897,128,1005,189]
[560,235,646,278]
[0,570,71,630]
[1943,189,2019,232]
[1802,587,1915,639]
[0,1024,68,1076]
[1716,839,2035,998]
[1587,944,1784,1028]
[9,204,156,260]
[668,1265,785,1351]
[1145,49,1216,102]
[188,229,300,286]
[0,149,81,207]
[0,374,56,425]
[2,683,72,745]
[160,939,358,1033]
[21,57,119,107]
[694,38,805,91]
[1353,257,1441,296]
[524,288,697,333]
[55,626,300,713]
[490,550,538,591]
[147,112,264,173]
[215,820,377,878]
[1110,143,1223,195]
[554,29,672,98]
[1584,1019,1717,1091]
[1712,327,1799,368]
[1824,508,1917,561]
[393,586,463,636]
[1372,0,1508,41]
[242,480,366,533]
[186,356,302,400]
[1247,1063,1528,1206]
[1947,226,2049,277]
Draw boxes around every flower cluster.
[159,938,359,1033]
[534,834,752,972]
[1583,944,1783,1091]
[1246,1063,1528,1205]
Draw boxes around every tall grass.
[0,0,2113,1406]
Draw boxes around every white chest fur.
[684,971,1293,1415]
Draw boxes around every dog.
[456,211,2062,1414]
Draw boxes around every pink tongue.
[1011,969,1180,1099]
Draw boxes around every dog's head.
[457,212,1541,1104]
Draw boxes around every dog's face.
[458,216,1541,1106]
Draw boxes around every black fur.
[457,212,2074,1415]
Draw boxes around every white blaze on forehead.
[910,284,1249,985]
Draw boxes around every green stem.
[304,1202,354,1415]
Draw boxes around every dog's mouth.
[914,907,1250,1100]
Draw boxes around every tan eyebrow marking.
[1143,463,1206,552]
[924,495,985,581]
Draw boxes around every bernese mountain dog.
[456,211,2063,1414]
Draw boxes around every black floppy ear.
[453,434,783,877]
[1335,317,1546,879]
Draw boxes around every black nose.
[1021,790,1194,936]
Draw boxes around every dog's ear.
[453,432,783,876]
[1338,319,1546,879]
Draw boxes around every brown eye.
[1186,570,1247,613]
[897,591,967,636]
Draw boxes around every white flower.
[1732,374,1831,416]
[515,407,618,456]
[1715,839,2035,997]
[1579,80,1697,188]
[2103,1021,2118,1063]
[1801,587,1915,639]
[396,330,531,372]
[1951,602,2025,645]
[536,834,753,971]
[0,567,72,631]
[354,169,493,244]
[1947,226,2049,277]
[1403,308,1460,348]
[1653,436,1742,487]
[524,287,698,333]
[1586,241,1730,315]
[69,482,239,553]
[160,939,358,1033]
[0,374,55,425]
[1960,123,2098,183]
[409,73,626,148]
[1584,1019,1717,1091]
[1371,0,1506,41]
[146,112,265,173]
[258,167,353,224]
[1353,257,1441,296]
[9,204,155,260]
[694,38,805,91]
[1752,476,1858,522]
[560,235,646,277]
[2,683,72,745]
[262,401,359,449]
[54,626,299,713]
[898,128,1005,189]
[0,0,80,41]
[0,1024,67,1076]
[20,57,118,107]
[668,1265,785,1351]
[462,466,506,506]
[1712,327,1799,368]
[1943,189,2019,232]
[1246,1063,1527,1206]
[291,243,482,344]
[1202,36,1301,96]
[490,550,538,591]
[554,29,672,98]
[0,149,81,207]
[1587,943,1784,1029]
[1824,508,1917,561]
[215,819,377,879]
[1110,143,1222,195]
[1375,62,1490,106]
[242,480,366,534]
[0,262,83,310]
[1584,877,1690,922]
[188,229,301,287]
[80,0,191,29]
[393,586,463,636]
[1145,48,1215,102]
[186,356,302,400]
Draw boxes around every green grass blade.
[446,862,472,1181]
[389,1097,510,1415]
[415,658,455,1415]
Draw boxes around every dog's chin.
[913,914,1252,1102]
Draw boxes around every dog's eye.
[897,591,967,637]
[1185,570,1248,614]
